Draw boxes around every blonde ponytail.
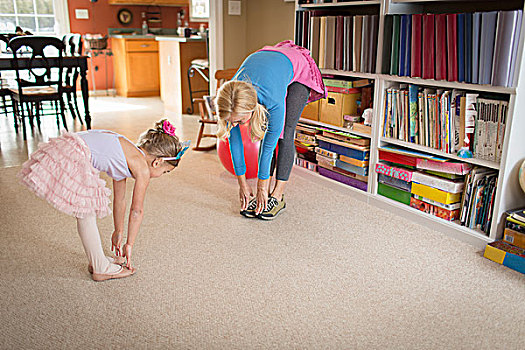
[215,80,267,142]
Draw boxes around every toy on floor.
[217,123,260,179]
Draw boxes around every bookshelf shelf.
[300,1,382,8]
[300,118,373,138]
[370,194,493,247]
[293,0,525,246]
[378,74,516,95]
[321,69,377,80]
[380,137,501,169]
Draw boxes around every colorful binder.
[446,13,458,82]
[411,14,422,78]
[422,14,436,79]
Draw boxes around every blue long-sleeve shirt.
[229,50,294,180]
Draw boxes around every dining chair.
[0,34,14,118]
[192,68,237,151]
[187,29,209,114]
[62,33,83,124]
[9,36,68,139]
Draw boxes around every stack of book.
[382,10,523,87]
[382,85,508,162]
[459,166,498,233]
[295,12,379,73]
[376,146,498,233]
[315,128,370,191]
[484,208,525,274]
[295,122,320,172]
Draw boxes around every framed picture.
[190,0,209,22]
[117,9,133,26]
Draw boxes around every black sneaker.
[240,198,257,218]
[257,196,286,220]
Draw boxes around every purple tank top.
[78,130,144,181]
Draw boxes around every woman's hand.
[123,243,133,268]
[237,175,253,210]
[111,230,123,256]
[255,179,270,215]
[239,182,254,210]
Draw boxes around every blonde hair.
[136,119,182,167]
[215,80,267,142]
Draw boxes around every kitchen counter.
[109,34,205,42]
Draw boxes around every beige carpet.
[1,131,524,349]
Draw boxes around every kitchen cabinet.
[111,38,160,97]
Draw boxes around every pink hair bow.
[163,120,176,136]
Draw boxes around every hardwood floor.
[0,96,211,168]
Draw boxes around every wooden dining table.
[0,55,92,129]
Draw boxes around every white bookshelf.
[294,0,525,246]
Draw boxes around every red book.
[435,14,447,80]
[335,15,344,70]
[446,13,458,82]
[411,14,423,78]
[422,14,435,79]
[378,149,418,167]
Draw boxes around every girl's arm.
[111,178,127,256]
[123,168,149,267]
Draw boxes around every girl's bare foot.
[88,256,126,274]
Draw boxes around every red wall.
[67,0,206,91]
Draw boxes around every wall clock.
[117,9,133,26]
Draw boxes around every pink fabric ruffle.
[18,132,112,219]
[258,40,327,103]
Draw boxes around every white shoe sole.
[257,205,286,220]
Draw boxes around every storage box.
[301,100,320,121]
[377,182,411,205]
[503,228,525,249]
[484,240,525,274]
[319,90,360,127]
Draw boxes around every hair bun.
[154,119,167,133]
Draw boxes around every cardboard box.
[484,240,525,274]
[319,91,360,127]
[503,228,525,249]
[301,100,320,121]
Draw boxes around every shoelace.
[247,199,257,210]
[265,197,279,211]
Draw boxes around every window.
[0,0,69,35]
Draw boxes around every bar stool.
[187,29,209,114]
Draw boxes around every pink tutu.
[258,40,327,103]
[18,132,112,219]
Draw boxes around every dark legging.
[264,82,310,181]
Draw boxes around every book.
[464,93,478,151]
[510,208,525,223]
[343,16,354,71]
[309,16,321,65]
[409,84,419,143]
[492,10,521,87]
[375,162,414,182]
[457,13,466,83]
[411,182,462,204]
[325,16,336,70]
[335,15,344,71]
[369,15,379,73]
[378,182,411,205]
[382,15,393,74]
[479,11,498,84]
[411,171,464,193]
[361,15,370,73]
[339,154,369,168]
[353,15,363,72]
[412,194,461,211]
[411,14,422,78]
[318,167,368,191]
[416,159,472,175]
[399,14,409,76]
[446,13,458,82]
[410,197,460,221]
[378,173,412,192]
[319,16,327,68]
[507,10,523,87]
[423,13,436,80]
[464,13,473,83]
[472,12,482,84]
[390,15,400,75]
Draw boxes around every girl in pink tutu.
[18,119,189,281]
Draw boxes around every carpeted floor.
[0,98,524,349]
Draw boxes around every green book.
[390,15,401,76]
[378,182,411,205]
[323,79,353,89]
